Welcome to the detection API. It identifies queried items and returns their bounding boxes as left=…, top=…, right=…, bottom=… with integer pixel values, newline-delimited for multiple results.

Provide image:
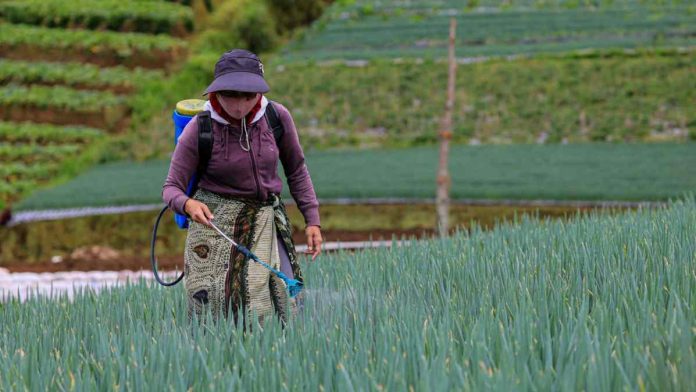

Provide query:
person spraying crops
left=162, top=49, right=323, bottom=330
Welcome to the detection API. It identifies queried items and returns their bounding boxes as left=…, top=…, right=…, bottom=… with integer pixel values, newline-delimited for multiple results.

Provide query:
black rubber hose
left=151, top=205, right=184, bottom=286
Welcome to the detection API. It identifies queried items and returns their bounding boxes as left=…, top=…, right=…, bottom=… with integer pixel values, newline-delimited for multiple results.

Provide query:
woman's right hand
left=184, top=199, right=215, bottom=226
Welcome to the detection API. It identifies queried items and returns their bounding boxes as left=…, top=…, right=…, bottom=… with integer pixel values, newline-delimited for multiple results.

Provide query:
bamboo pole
left=436, top=18, right=457, bottom=237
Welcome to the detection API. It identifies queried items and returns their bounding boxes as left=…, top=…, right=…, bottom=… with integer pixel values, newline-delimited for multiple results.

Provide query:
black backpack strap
left=197, top=111, right=214, bottom=171
left=264, top=100, right=285, bottom=144
left=191, top=111, right=214, bottom=195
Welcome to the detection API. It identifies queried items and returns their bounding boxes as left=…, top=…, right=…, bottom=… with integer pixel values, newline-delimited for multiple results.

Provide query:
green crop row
left=0, top=23, right=186, bottom=55
left=0, top=179, right=35, bottom=197
left=328, top=0, right=694, bottom=17
left=0, top=143, right=81, bottom=162
left=0, top=59, right=164, bottom=93
left=0, top=162, right=57, bottom=181
left=0, top=0, right=194, bottom=36
left=0, top=84, right=127, bottom=112
left=1, top=197, right=694, bottom=390
left=264, top=51, right=695, bottom=146
left=0, top=121, right=104, bottom=144
left=13, top=143, right=696, bottom=211
left=0, top=122, right=103, bottom=189
left=281, top=0, right=696, bottom=61
left=0, top=130, right=109, bottom=209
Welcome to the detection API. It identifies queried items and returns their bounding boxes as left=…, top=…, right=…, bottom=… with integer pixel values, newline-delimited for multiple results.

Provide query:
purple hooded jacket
left=162, top=96, right=320, bottom=228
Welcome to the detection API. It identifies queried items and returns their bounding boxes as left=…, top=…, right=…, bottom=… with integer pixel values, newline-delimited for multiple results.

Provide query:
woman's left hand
left=304, top=225, right=323, bottom=261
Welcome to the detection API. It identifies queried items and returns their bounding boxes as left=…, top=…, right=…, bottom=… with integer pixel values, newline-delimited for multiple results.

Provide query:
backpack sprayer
left=149, top=99, right=303, bottom=297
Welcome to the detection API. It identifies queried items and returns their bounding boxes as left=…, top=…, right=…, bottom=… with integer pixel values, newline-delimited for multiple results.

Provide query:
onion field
left=13, top=142, right=696, bottom=211
left=1, top=197, right=694, bottom=390
left=281, top=0, right=696, bottom=61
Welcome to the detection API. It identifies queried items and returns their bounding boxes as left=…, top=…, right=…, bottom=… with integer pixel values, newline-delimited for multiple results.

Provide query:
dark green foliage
left=267, top=0, right=333, bottom=34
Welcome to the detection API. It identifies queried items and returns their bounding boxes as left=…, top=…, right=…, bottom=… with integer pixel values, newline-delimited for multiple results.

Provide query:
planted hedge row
left=0, top=121, right=104, bottom=144
left=0, top=143, right=81, bottom=163
left=0, top=0, right=194, bottom=36
left=0, top=121, right=107, bottom=209
left=0, top=84, right=126, bottom=112
left=0, top=59, right=164, bottom=94
left=0, top=179, right=34, bottom=198
left=0, top=84, right=131, bottom=131
left=0, top=162, right=58, bottom=182
left=0, top=24, right=186, bottom=69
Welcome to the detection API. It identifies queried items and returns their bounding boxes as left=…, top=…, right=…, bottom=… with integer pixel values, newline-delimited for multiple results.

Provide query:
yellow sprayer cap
left=176, top=99, right=206, bottom=116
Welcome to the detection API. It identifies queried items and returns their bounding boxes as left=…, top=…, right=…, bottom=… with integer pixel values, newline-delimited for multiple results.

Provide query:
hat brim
left=203, top=71, right=270, bottom=95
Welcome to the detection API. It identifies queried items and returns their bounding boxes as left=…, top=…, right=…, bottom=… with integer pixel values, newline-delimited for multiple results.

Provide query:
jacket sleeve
left=162, top=115, right=199, bottom=216
left=275, top=104, right=321, bottom=228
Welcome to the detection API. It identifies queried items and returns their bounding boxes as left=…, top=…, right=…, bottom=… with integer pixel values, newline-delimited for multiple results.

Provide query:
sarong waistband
left=199, top=189, right=281, bottom=209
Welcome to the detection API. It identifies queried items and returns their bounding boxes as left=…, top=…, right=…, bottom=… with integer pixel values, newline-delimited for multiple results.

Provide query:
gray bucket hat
left=203, top=49, right=269, bottom=95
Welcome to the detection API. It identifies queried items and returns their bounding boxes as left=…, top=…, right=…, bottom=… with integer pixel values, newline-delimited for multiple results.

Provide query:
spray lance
left=150, top=99, right=303, bottom=297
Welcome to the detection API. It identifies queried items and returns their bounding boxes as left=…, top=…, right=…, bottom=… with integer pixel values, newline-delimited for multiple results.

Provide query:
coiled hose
left=150, top=206, right=184, bottom=286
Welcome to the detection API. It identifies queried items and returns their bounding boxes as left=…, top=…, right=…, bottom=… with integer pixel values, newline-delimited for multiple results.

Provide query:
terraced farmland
left=264, top=50, right=695, bottom=147
left=13, top=143, right=696, bottom=211
left=0, top=23, right=186, bottom=69
left=0, top=122, right=106, bottom=207
left=0, top=0, right=193, bottom=210
left=263, top=0, right=696, bottom=148
left=0, top=0, right=194, bottom=36
left=1, top=3, right=694, bottom=388
left=0, top=59, right=165, bottom=94
left=281, top=0, right=696, bottom=61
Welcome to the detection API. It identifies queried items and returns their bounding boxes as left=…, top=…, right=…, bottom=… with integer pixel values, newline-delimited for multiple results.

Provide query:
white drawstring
left=239, top=115, right=250, bottom=151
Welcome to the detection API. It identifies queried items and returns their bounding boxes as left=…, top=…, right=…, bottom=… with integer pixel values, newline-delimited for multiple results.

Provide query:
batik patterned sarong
left=183, top=188, right=304, bottom=330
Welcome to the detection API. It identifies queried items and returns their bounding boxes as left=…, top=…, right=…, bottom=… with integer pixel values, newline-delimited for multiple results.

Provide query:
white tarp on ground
left=0, top=240, right=410, bottom=302
left=0, top=268, right=180, bottom=302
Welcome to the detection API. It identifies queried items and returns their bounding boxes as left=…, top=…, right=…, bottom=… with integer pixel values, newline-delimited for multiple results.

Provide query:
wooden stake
left=436, top=18, right=456, bottom=237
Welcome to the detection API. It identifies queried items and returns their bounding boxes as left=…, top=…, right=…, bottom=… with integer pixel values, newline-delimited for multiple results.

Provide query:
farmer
left=162, top=49, right=322, bottom=330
